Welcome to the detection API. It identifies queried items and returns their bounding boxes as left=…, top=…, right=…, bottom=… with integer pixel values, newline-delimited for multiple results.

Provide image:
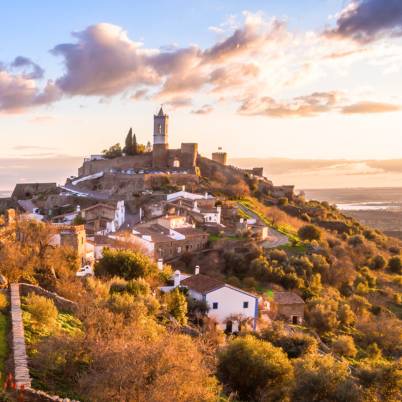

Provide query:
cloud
left=13, top=145, right=56, bottom=151
left=130, top=89, right=149, bottom=100
left=326, top=0, right=402, bottom=43
left=52, top=23, right=161, bottom=96
left=0, top=68, right=61, bottom=113
left=203, top=14, right=286, bottom=63
left=341, top=101, right=401, bottom=114
left=3, top=11, right=402, bottom=116
left=50, top=16, right=285, bottom=100
left=11, top=56, right=44, bottom=79
left=239, top=91, right=341, bottom=117
left=165, top=97, right=192, bottom=109
left=239, top=91, right=401, bottom=118
left=191, top=104, right=213, bottom=115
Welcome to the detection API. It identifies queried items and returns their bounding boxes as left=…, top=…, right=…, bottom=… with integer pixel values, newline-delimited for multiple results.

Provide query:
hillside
left=0, top=171, right=401, bottom=401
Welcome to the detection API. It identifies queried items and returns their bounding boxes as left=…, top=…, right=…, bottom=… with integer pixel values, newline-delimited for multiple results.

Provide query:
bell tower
left=153, top=106, right=168, bottom=146
left=152, top=106, right=169, bottom=168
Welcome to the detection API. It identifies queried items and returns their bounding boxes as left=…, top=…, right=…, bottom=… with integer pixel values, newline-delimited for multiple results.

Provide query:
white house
left=166, top=187, right=215, bottom=203
left=172, top=269, right=258, bottom=333
left=192, top=201, right=222, bottom=224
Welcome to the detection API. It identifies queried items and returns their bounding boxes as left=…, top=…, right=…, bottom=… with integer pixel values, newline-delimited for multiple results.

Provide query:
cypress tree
left=132, top=133, right=138, bottom=155
left=124, top=128, right=133, bottom=155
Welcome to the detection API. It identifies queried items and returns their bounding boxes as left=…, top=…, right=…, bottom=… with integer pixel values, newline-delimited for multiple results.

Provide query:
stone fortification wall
left=78, top=154, right=153, bottom=176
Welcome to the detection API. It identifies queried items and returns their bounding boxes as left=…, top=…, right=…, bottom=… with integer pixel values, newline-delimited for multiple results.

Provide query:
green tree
left=298, top=224, right=321, bottom=241
left=124, top=128, right=133, bottom=155
left=164, top=288, right=188, bottom=325
left=217, top=335, right=293, bottom=401
left=132, top=133, right=138, bottom=155
left=102, top=143, right=122, bottom=159
left=95, top=248, right=158, bottom=280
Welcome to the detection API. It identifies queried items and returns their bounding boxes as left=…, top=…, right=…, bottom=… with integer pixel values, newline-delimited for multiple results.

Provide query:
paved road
left=237, top=202, right=289, bottom=248
left=61, top=183, right=110, bottom=201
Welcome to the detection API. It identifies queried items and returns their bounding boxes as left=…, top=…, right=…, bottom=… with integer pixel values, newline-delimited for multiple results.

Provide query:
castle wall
left=212, top=152, right=227, bottom=165
left=152, top=144, right=169, bottom=168
left=180, top=143, right=198, bottom=168
left=78, top=154, right=152, bottom=176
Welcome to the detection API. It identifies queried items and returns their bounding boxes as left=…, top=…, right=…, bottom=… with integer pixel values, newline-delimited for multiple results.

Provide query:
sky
left=1, top=0, right=402, bottom=191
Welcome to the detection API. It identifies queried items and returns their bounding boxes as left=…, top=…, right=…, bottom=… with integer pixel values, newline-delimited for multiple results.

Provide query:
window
left=212, top=302, right=218, bottom=309
left=243, top=301, right=249, bottom=308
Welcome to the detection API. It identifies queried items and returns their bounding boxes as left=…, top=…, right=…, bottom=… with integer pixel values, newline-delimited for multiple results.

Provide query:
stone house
left=81, top=201, right=125, bottom=235
left=131, top=223, right=208, bottom=260
left=270, top=292, right=305, bottom=324
left=51, top=224, right=87, bottom=264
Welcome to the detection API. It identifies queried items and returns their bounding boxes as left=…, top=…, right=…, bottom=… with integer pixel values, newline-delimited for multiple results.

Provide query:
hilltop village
left=0, top=108, right=401, bottom=401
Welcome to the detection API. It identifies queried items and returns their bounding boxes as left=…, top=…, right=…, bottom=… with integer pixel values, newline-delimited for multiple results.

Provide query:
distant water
left=337, top=202, right=402, bottom=211
left=304, top=187, right=402, bottom=212
left=0, top=191, right=11, bottom=198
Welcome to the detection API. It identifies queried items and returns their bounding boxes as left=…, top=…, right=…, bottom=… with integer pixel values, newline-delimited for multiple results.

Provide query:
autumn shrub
left=217, top=335, right=293, bottom=401
left=388, top=256, right=402, bottom=274
left=332, top=335, right=357, bottom=358
left=292, top=354, right=360, bottom=402
left=298, top=224, right=321, bottom=241
left=0, top=293, right=8, bottom=311
left=369, top=255, right=386, bottom=270
left=25, top=293, right=58, bottom=329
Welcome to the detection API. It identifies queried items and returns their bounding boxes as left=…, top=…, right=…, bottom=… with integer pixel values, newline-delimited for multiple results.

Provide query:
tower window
left=158, top=124, right=162, bottom=134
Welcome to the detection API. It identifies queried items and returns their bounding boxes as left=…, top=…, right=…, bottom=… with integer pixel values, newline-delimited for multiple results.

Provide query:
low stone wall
left=19, top=283, right=77, bottom=312
left=10, top=283, right=80, bottom=401
left=10, top=283, right=31, bottom=388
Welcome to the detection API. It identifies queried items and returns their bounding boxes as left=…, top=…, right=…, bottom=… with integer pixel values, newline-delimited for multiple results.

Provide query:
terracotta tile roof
left=274, top=292, right=305, bottom=305
left=180, top=274, right=225, bottom=294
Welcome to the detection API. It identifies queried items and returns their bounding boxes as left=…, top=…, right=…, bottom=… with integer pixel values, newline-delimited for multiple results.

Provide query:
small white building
left=166, top=188, right=215, bottom=203
left=172, top=269, right=258, bottom=333
left=192, top=201, right=222, bottom=224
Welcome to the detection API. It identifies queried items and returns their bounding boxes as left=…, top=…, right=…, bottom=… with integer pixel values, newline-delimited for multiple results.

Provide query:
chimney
left=194, top=265, right=200, bottom=275
left=174, top=270, right=181, bottom=287
left=157, top=259, right=163, bottom=271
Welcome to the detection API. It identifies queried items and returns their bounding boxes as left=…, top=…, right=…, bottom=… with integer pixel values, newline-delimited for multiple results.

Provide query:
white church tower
left=153, top=106, right=169, bottom=146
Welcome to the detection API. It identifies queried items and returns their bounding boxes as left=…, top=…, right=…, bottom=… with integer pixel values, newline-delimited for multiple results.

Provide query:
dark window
left=212, top=302, right=218, bottom=309
left=243, top=301, right=249, bottom=308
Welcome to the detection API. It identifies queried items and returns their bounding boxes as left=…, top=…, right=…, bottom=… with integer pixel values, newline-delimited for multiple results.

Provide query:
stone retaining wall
left=19, top=283, right=77, bottom=312
left=10, top=283, right=80, bottom=401
left=10, top=283, right=31, bottom=388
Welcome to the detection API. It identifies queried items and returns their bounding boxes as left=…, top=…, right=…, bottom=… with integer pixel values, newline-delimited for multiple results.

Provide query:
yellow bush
left=25, top=293, right=58, bottom=329
left=0, top=293, right=8, bottom=310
